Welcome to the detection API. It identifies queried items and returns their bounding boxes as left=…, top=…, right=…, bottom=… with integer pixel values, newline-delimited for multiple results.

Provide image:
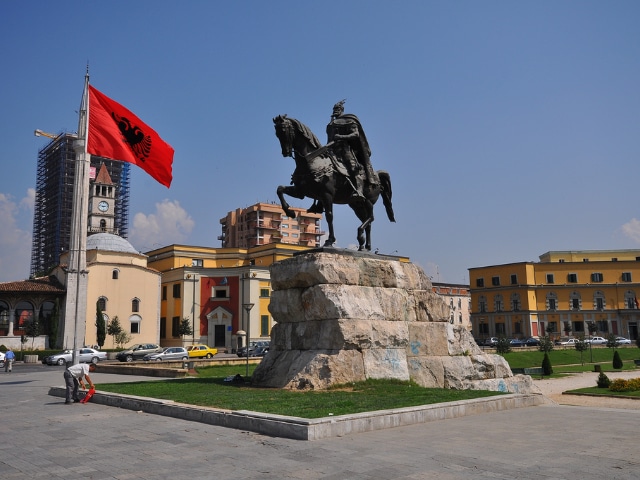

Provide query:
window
left=261, top=315, right=270, bottom=336
left=130, top=315, right=141, bottom=334
left=547, top=322, right=557, bottom=333
left=160, top=317, right=166, bottom=339
left=171, top=316, right=180, bottom=338
left=591, top=273, right=604, bottom=283
left=214, top=287, right=229, bottom=299
left=549, top=298, right=556, bottom=310
left=546, top=292, right=557, bottom=311
left=510, top=274, right=517, bottom=285
left=594, top=291, right=605, bottom=310
left=476, top=278, right=484, bottom=287
left=546, top=274, right=555, bottom=284
left=162, top=286, right=167, bottom=301
left=112, top=269, right=119, bottom=280
left=494, top=294, right=504, bottom=312
left=479, top=296, right=487, bottom=313
left=622, top=272, right=632, bottom=282
left=597, top=320, right=608, bottom=333
left=595, top=297, right=604, bottom=310
left=192, top=259, right=203, bottom=267
left=491, top=276, right=500, bottom=286
left=173, top=284, right=181, bottom=298
left=260, top=288, right=270, bottom=298
left=98, top=297, right=107, bottom=311
left=567, top=273, right=577, bottom=283
left=511, top=293, right=521, bottom=312
left=132, top=298, right=140, bottom=313
left=573, top=321, right=584, bottom=332
left=495, top=323, right=506, bottom=335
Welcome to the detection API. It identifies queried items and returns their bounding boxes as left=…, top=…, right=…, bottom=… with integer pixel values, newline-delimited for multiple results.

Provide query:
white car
left=44, top=348, right=107, bottom=366
left=0, top=351, right=5, bottom=366
left=616, top=337, right=632, bottom=345
left=559, top=338, right=578, bottom=346
left=584, top=336, right=607, bottom=345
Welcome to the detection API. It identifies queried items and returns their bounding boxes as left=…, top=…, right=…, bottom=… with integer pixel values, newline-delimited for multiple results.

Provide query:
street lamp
left=242, top=303, right=254, bottom=379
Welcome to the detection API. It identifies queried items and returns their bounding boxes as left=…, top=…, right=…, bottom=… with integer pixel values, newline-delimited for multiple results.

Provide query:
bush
left=608, top=378, right=640, bottom=392
left=495, top=336, right=511, bottom=355
left=596, top=371, right=610, bottom=388
left=612, top=350, right=623, bottom=369
left=541, top=352, right=553, bottom=376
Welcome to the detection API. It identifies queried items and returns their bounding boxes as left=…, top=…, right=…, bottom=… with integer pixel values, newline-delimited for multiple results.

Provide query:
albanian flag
left=88, top=85, right=174, bottom=187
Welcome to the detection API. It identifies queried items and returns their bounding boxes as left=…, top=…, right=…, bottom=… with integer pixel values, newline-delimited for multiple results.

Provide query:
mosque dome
left=86, top=233, right=139, bottom=254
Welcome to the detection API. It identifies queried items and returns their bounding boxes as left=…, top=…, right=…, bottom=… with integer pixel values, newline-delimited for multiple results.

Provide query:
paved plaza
left=1, top=363, right=639, bottom=479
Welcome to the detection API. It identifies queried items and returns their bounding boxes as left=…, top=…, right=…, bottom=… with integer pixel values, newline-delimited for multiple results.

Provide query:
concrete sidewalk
left=2, top=364, right=639, bottom=479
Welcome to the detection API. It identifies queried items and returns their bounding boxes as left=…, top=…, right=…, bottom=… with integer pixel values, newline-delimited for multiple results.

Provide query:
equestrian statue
left=273, top=100, right=395, bottom=251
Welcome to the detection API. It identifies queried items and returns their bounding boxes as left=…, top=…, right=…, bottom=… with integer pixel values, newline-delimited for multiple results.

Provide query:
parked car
left=237, top=341, right=270, bottom=357
left=584, top=336, right=607, bottom=345
left=143, top=347, right=189, bottom=361
left=509, top=338, right=525, bottom=347
left=116, top=344, right=163, bottom=362
left=251, top=345, right=270, bottom=357
left=0, top=351, right=5, bottom=367
left=616, top=337, right=632, bottom=345
left=524, top=337, right=540, bottom=347
left=558, top=338, right=578, bottom=346
left=481, top=337, right=498, bottom=347
left=187, top=344, right=218, bottom=358
left=45, top=348, right=107, bottom=366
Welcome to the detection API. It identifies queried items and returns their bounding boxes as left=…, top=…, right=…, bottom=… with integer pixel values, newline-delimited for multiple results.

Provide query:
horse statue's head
left=273, top=114, right=294, bottom=158
left=273, top=115, right=322, bottom=159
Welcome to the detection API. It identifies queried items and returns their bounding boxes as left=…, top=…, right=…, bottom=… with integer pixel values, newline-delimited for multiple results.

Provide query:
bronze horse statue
left=273, top=114, right=395, bottom=251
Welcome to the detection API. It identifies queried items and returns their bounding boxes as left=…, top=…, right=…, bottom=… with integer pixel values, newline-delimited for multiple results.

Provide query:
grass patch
left=565, top=386, right=640, bottom=398
left=96, top=364, right=503, bottom=419
left=503, top=346, right=639, bottom=371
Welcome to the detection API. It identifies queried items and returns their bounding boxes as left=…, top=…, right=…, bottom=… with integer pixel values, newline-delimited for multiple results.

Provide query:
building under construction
left=30, top=133, right=130, bottom=277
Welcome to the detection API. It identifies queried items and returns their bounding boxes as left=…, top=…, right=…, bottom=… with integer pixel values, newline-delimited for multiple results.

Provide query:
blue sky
left=1, top=1, right=640, bottom=284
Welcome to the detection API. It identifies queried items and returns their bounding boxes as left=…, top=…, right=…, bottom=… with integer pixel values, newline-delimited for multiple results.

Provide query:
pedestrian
left=63, top=363, right=96, bottom=404
left=4, top=348, right=15, bottom=372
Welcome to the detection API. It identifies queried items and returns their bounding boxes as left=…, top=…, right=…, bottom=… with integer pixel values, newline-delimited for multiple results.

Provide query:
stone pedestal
left=252, top=249, right=538, bottom=394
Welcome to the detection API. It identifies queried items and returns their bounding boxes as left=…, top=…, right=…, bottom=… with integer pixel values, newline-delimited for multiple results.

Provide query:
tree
left=107, top=316, right=123, bottom=348
left=95, top=301, right=106, bottom=349
left=574, top=335, right=588, bottom=365
left=115, top=331, right=131, bottom=348
left=563, top=321, right=572, bottom=337
left=606, top=333, right=619, bottom=349
left=538, top=335, right=554, bottom=353
left=613, top=350, right=623, bottom=369
left=23, top=316, right=40, bottom=350
left=49, top=299, right=60, bottom=350
left=587, top=321, right=597, bottom=336
left=541, top=352, right=553, bottom=376
left=178, top=317, right=193, bottom=340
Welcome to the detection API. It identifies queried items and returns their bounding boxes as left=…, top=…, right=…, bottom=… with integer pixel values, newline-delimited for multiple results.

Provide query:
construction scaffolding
left=30, top=133, right=130, bottom=277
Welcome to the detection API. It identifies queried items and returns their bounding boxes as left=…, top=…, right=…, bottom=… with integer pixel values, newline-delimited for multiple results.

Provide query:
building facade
left=469, top=249, right=640, bottom=343
left=30, top=133, right=130, bottom=277
left=146, top=243, right=313, bottom=352
left=219, top=202, right=324, bottom=249
left=432, top=282, right=471, bottom=330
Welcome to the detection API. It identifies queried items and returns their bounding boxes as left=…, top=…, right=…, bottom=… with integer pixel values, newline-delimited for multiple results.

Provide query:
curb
left=48, top=387, right=548, bottom=441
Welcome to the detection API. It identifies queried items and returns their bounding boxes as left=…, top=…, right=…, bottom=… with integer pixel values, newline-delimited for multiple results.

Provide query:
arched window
left=0, top=301, right=9, bottom=334
left=129, top=314, right=142, bottom=334
left=546, top=292, right=558, bottom=311
left=511, top=293, right=521, bottom=311
left=98, top=297, right=107, bottom=311
left=112, top=269, right=119, bottom=280
left=14, top=301, right=34, bottom=334
left=624, top=290, right=637, bottom=309
left=100, top=219, right=107, bottom=231
left=569, top=291, right=581, bottom=311
left=494, top=294, right=504, bottom=312
left=132, top=298, right=140, bottom=313
left=593, top=290, right=605, bottom=311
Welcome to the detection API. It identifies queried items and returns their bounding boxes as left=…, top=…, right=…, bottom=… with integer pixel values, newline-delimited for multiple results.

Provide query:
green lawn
left=566, top=387, right=640, bottom=398
left=503, top=346, right=639, bottom=373
left=96, top=364, right=503, bottom=419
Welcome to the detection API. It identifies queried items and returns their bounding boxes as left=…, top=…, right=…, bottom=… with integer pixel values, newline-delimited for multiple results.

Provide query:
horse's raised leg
left=277, top=185, right=301, bottom=219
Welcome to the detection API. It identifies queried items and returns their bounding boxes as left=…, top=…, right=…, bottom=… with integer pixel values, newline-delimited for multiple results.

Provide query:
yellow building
left=146, top=243, right=312, bottom=352
left=469, top=250, right=640, bottom=342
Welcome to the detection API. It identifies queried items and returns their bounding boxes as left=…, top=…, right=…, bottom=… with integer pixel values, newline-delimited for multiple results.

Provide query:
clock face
left=98, top=201, right=109, bottom=212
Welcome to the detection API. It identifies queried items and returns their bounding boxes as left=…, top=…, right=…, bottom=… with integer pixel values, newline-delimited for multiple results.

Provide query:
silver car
left=143, top=347, right=189, bottom=361
left=45, top=348, right=107, bottom=366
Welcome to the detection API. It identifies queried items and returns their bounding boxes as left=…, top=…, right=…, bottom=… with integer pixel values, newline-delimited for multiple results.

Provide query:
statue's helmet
left=332, top=99, right=346, bottom=117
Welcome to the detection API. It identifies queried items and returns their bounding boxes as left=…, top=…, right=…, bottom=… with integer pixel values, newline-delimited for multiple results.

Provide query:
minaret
left=88, top=163, right=117, bottom=235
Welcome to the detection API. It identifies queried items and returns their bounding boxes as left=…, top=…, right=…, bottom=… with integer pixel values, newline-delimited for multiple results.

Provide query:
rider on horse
left=308, top=100, right=379, bottom=214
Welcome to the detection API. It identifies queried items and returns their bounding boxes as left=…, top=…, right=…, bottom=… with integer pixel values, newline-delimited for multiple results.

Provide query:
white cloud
left=129, top=199, right=195, bottom=251
left=0, top=192, right=33, bottom=281
left=621, top=218, right=640, bottom=243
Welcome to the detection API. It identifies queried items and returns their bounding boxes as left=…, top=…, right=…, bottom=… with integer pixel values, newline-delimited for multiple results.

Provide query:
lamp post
left=242, top=303, right=254, bottom=379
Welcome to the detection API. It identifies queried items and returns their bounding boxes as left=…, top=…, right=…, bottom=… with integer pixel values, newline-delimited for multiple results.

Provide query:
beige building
left=432, top=282, right=471, bottom=330
left=54, top=233, right=161, bottom=349
left=219, top=202, right=324, bottom=248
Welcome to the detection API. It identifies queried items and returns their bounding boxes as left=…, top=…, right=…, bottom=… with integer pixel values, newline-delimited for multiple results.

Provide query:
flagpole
left=65, top=69, right=91, bottom=365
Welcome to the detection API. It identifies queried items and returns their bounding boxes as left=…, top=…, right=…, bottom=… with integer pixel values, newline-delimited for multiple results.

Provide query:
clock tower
left=89, top=163, right=117, bottom=235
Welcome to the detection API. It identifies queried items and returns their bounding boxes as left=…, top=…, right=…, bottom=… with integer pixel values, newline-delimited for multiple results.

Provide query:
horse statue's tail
left=377, top=170, right=396, bottom=223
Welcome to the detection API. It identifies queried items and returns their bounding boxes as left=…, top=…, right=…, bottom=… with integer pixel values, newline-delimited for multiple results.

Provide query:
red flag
left=88, top=85, right=174, bottom=187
